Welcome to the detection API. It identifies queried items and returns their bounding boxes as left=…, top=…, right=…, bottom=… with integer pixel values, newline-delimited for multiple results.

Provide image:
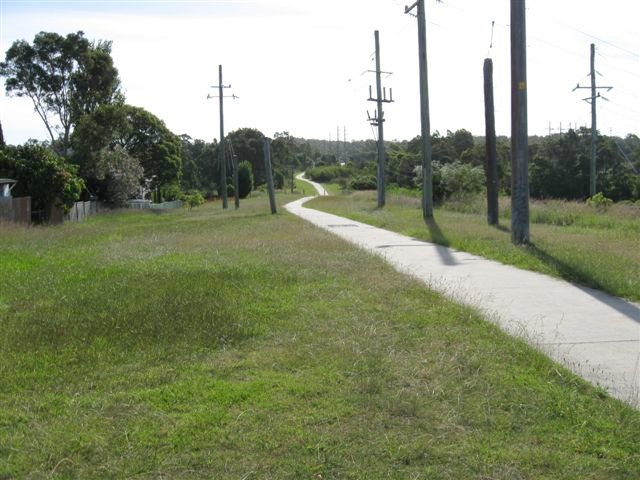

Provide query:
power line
left=528, top=9, right=639, bottom=59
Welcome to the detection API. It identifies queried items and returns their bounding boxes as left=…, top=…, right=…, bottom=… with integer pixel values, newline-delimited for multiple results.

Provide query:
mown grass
left=1, top=194, right=639, bottom=478
left=306, top=191, right=640, bottom=302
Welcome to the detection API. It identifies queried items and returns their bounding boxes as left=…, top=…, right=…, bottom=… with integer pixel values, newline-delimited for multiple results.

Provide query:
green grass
left=321, top=182, right=344, bottom=195
left=295, top=175, right=340, bottom=196
left=306, top=191, right=640, bottom=302
left=1, top=195, right=639, bottom=478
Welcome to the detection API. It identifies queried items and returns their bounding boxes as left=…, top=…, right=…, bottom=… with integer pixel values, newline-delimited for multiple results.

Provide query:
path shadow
left=528, top=243, right=640, bottom=323
left=424, top=217, right=458, bottom=266
left=492, top=223, right=510, bottom=233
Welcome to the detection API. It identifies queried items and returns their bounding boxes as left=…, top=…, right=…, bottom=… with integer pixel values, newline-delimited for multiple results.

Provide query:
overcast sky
left=0, top=0, right=638, bottom=145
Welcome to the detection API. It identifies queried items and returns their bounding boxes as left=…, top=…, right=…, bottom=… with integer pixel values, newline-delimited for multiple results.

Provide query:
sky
left=0, top=0, right=638, bottom=146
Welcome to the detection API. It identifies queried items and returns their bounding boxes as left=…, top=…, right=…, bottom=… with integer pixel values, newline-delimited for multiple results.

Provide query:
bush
left=0, top=143, right=84, bottom=213
left=160, top=183, right=183, bottom=202
left=238, top=161, right=253, bottom=199
left=93, top=146, right=143, bottom=207
left=306, top=165, right=351, bottom=183
left=440, top=161, right=484, bottom=200
left=185, top=191, right=205, bottom=209
left=350, top=175, right=377, bottom=191
left=586, top=192, right=613, bottom=211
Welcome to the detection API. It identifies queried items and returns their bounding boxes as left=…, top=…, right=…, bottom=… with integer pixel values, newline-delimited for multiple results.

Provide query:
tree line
left=1, top=31, right=638, bottom=221
left=306, top=128, right=640, bottom=203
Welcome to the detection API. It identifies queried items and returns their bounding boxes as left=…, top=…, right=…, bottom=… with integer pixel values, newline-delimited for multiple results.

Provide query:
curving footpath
left=287, top=175, right=640, bottom=408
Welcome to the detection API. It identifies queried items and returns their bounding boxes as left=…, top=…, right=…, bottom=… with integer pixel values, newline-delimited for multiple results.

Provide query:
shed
left=0, top=178, right=17, bottom=198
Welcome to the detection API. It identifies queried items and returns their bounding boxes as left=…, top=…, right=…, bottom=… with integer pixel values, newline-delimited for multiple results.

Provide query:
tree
left=186, top=191, right=205, bottom=209
left=92, top=146, right=144, bottom=207
left=226, top=128, right=265, bottom=185
left=0, top=143, right=83, bottom=214
left=0, top=31, right=121, bottom=151
left=449, top=128, right=475, bottom=156
left=71, top=103, right=182, bottom=192
left=237, top=160, right=253, bottom=199
left=271, top=131, right=297, bottom=167
left=180, top=135, right=217, bottom=198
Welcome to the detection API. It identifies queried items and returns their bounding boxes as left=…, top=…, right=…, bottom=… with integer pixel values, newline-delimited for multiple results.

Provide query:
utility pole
left=367, top=30, right=394, bottom=208
left=336, top=126, right=340, bottom=160
left=207, top=65, right=238, bottom=210
left=227, top=139, right=240, bottom=210
left=405, top=0, right=434, bottom=219
left=343, top=126, right=347, bottom=160
left=547, top=121, right=555, bottom=136
left=263, top=138, right=277, bottom=214
left=483, top=58, right=499, bottom=226
left=573, top=43, right=613, bottom=197
left=510, top=0, right=530, bottom=245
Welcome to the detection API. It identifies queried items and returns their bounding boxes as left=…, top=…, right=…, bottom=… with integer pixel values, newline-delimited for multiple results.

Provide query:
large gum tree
left=0, top=31, right=121, bottom=152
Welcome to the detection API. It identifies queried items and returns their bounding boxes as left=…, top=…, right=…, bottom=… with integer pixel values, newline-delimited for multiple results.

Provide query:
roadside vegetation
left=1, top=195, right=639, bottom=478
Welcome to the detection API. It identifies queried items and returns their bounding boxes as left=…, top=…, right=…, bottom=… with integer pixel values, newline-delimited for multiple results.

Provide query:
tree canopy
left=71, top=103, right=182, bottom=192
left=0, top=31, right=121, bottom=151
left=0, top=143, right=84, bottom=213
left=226, top=128, right=265, bottom=186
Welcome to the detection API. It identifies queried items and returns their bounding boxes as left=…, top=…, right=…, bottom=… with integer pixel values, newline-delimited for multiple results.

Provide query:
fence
left=64, top=201, right=102, bottom=223
left=151, top=200, right=183, bottom=210
left=0, top=196, right=31, bottom=224
left=126, top=199, right=183, bottom=210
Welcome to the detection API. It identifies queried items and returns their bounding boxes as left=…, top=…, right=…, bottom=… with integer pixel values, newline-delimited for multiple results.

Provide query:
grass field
left=1, top=193, right=639, bottom=478
left=306, top=191, right=640, bottom=303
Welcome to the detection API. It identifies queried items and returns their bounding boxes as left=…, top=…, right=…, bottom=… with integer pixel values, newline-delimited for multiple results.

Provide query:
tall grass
left=1, top=196, right=639, bottom=478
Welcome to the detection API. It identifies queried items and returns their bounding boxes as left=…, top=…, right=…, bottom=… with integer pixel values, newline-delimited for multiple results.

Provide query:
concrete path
left=286, top=179, right=640, bottom=408
left=295, top=173, right=328, bottom=197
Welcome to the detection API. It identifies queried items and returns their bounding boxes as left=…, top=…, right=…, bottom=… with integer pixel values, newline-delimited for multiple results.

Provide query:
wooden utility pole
left=510, top=0, right=530, bottom=245
left=374, top=30, right=385, bottom=208
left=263, top=138, right=277, bottom=214
left=573, top=44, right=613, bottom=197
left=229, top=140, right=240, bottom=210
left=207, top=65, right=237, bottom=210
left=218, top=65, right=228, bottom=209
left=406, top=0, right=434, bottom=219
left=483, top=58, right=499, bottom=226
left=589, top=43, right=597, bottom=197
left=367, top=30, right=394, bottom=208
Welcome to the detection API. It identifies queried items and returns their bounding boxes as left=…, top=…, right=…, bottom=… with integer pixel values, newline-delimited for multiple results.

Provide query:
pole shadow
left=527, top=243, right=640, bottom=323
left=424, top=217, right=458, bottom=266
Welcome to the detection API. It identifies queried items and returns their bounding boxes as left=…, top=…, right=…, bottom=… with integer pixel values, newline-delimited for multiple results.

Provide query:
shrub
left=238, top=161, right=253, bottom=199
left=185, top=191, right=205, bottom=209
left=440, top=161, right=484, bottom=200
left=350, top=175, right=377, bottom=191
left=0, top=143, right=84, bottom=213
left=306, top=165, right=351, bottom=183
left=586, top=192, right=613, bottom=211
left=93, top=146, right=143, bottom=207
left=160, top=183, right=183, bottom=202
